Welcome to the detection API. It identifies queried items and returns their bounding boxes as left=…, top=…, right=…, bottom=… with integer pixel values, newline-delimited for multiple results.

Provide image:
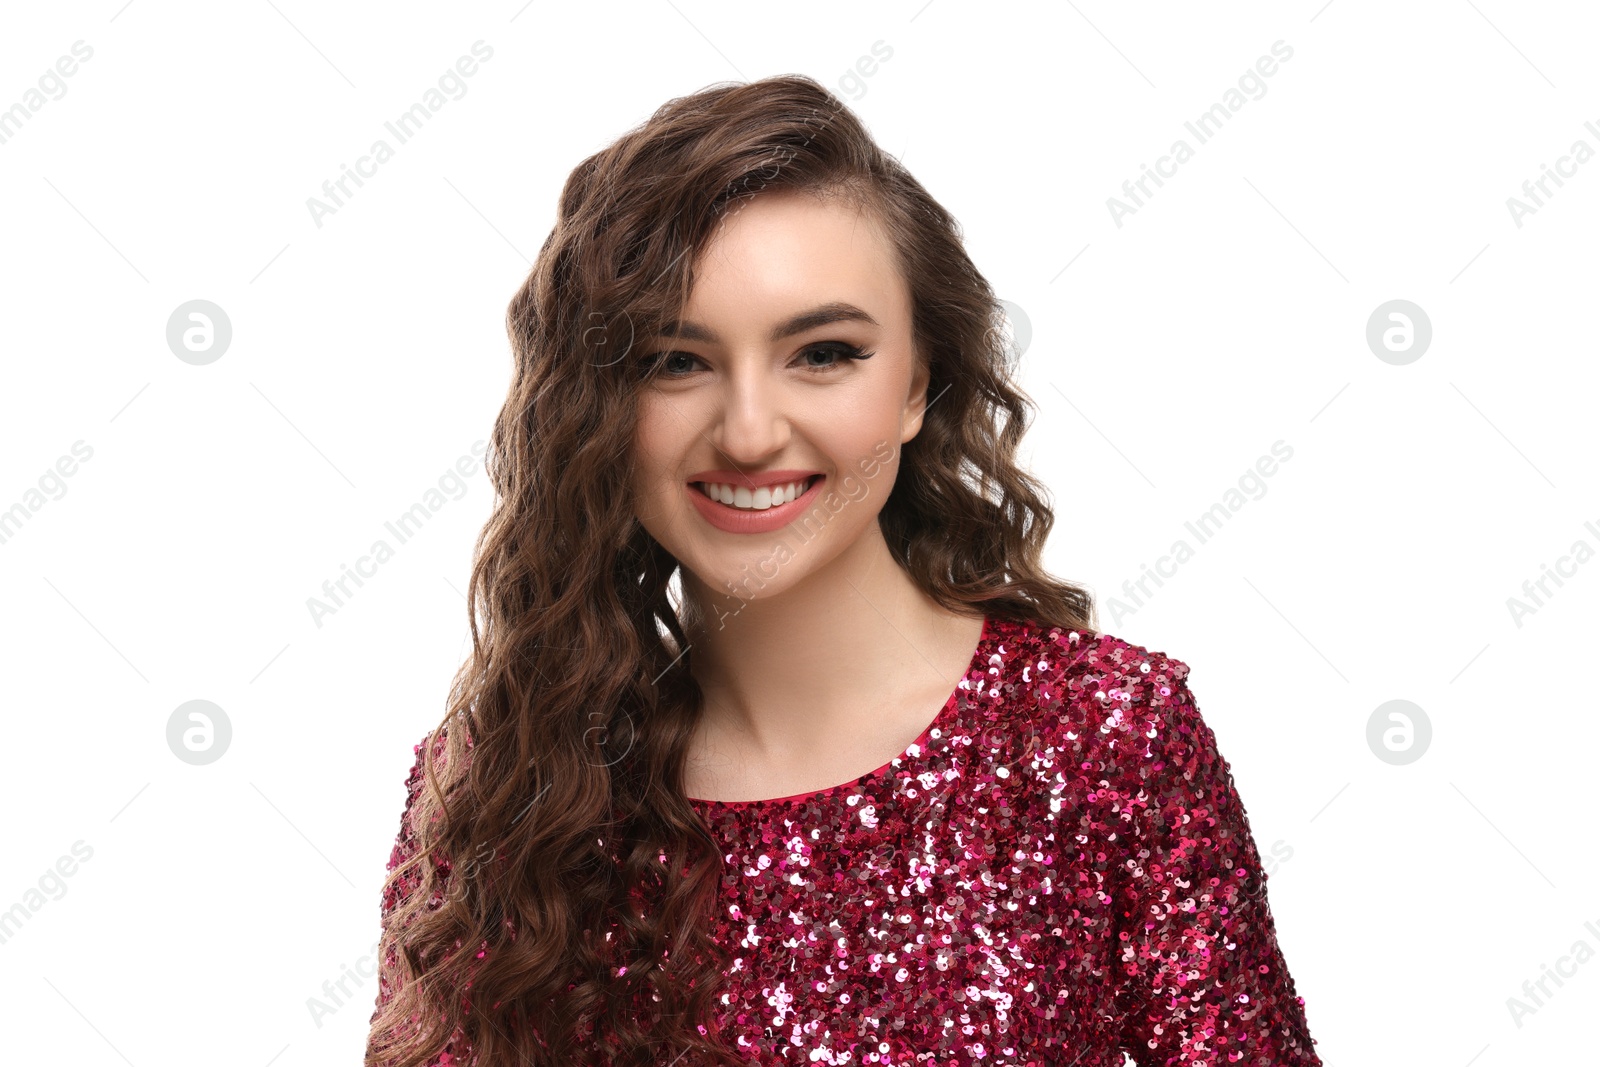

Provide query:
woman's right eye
left=643, top=351, right=701, bottom=377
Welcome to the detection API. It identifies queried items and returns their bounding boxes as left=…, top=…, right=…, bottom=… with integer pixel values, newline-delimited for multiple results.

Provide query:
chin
left=688, top=551, right=801, bottom=598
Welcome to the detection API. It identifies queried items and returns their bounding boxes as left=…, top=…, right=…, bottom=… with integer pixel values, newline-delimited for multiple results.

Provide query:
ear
left=901, top=353, right=931, bottom=444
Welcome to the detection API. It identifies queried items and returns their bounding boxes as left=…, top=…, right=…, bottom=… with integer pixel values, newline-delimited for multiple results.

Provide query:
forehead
left=681, top=190, right=906, bottom=328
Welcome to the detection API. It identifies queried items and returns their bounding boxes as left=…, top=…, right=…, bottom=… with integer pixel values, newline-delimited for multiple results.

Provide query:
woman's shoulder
left=977, top=613, right=1204, bottom=761
left=387, top=718, right=476, bottom=864
left=398, top=715, right=476, bottom=782
left=972, top=614, right=1243, bottom=837
left=983, top=612, right=1193, bottom=695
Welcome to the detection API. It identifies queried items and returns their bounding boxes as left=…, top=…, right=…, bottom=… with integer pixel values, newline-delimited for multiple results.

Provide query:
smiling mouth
left=692, top=474, right=822, bottom=511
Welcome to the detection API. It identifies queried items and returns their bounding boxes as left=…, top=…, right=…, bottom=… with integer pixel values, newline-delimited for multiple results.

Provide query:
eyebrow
left=657, top=301, right=880, bottom=344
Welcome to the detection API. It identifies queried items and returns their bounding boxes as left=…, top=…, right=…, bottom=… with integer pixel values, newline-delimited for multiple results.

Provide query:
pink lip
left=686, top=468, right=821, bottom=489
left=687, top=474, right=825, bottom=535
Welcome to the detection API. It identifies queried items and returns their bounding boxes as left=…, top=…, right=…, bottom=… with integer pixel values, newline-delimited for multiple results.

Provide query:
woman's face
left=629, top=189, right=929, bottom=618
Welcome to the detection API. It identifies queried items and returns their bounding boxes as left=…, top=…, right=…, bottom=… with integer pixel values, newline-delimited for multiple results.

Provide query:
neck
left=679, top=524, right=979, bottom=758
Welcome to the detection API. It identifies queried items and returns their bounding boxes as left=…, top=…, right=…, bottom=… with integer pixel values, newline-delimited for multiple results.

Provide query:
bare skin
left=629, top=188, right=985, bottom=803
left=682, top=598, right=985, bottom=803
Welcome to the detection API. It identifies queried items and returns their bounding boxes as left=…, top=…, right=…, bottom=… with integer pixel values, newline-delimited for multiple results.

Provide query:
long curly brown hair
left=366, top=73, right=1097, bottom=1067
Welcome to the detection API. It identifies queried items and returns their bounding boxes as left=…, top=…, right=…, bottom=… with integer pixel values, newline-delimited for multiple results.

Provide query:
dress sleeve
left=369, top=734, right=475, bottom=1067
left=1111, top=657, right=1322, bottom=1066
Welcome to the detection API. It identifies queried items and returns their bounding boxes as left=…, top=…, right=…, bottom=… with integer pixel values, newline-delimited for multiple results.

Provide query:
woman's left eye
left=798, top=342, right=874, bottom=372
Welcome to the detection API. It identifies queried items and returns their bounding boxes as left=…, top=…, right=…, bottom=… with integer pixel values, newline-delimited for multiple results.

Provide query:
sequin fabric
left=375, top=614, right=1322, bottom=1066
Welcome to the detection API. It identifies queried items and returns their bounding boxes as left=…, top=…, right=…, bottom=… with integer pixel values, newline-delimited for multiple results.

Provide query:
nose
left=711, top=365, right=791, bottom=468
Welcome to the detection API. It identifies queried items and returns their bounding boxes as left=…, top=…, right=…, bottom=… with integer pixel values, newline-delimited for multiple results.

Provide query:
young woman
left=366, top=75, right=1322, bottom=1067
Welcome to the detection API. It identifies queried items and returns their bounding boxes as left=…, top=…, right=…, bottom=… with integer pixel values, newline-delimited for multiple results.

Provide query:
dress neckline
left=686, top=614, right=993, bottom=809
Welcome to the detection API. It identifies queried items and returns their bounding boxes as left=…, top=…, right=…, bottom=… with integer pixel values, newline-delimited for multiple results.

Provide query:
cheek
left=630, top=399, right=697, bottom=528
left=833, top=400, right=903, bottom=462
left=834, top=364, right=916, bottom=432
left=631, top=403, right=674, bottom=482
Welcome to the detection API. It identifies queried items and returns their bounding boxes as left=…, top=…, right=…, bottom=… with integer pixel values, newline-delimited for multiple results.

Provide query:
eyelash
left=643, top=342, right=876, bottom=379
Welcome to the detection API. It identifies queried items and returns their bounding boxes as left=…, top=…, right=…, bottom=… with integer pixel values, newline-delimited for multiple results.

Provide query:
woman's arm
left=1111, top=656, right=1323, bottom=1065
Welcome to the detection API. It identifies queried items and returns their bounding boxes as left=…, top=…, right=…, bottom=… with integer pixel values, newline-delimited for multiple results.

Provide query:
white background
left=2, top=1, right=1596, bottom=1063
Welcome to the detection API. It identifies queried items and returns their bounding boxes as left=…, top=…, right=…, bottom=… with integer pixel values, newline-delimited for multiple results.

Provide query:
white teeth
left=696, top=476, right=817, bottom=511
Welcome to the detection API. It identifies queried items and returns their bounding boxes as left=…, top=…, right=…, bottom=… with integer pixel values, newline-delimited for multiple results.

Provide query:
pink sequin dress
left=375, top=614, right=1323, bottom=1066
